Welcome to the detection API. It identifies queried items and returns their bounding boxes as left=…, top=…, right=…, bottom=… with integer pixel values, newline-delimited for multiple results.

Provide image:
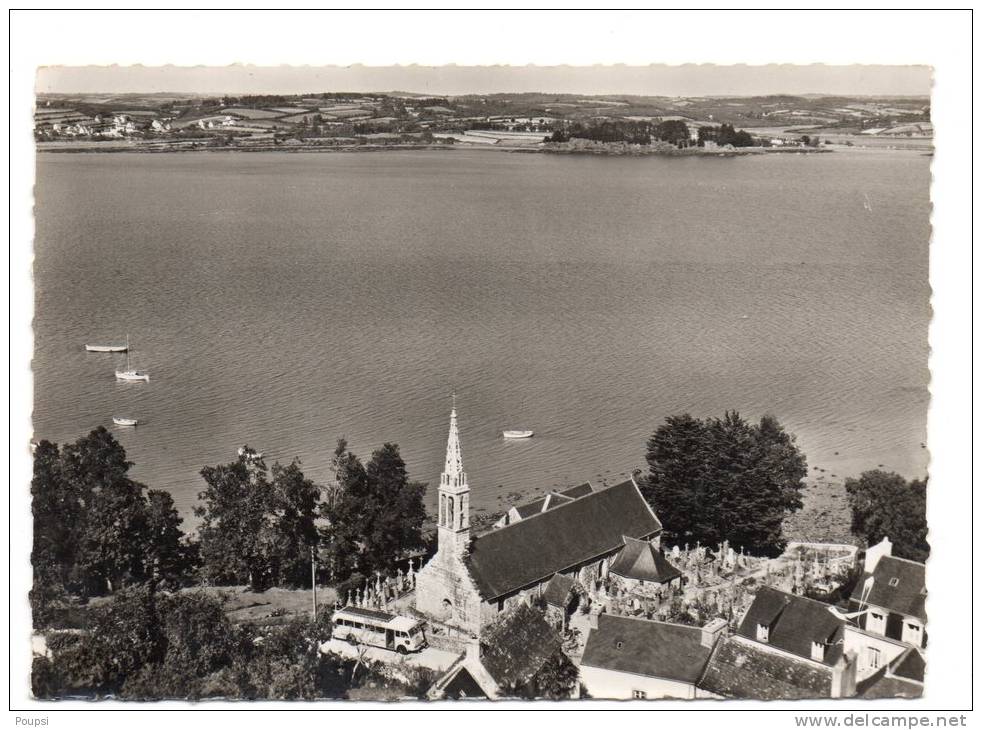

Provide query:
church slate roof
left=512, top=483, right=594, bottom=519
left=697, top=635, right=832, bottom=699
left=609, top=536, right=682, bottom=584
left=581, top=614, right=714, bottom=685
left=466, top=479, right=662, bottom=600
left=514, top=492, right=573, bottom=519
left=850, top=556, right=926, bottom=621
left=736, top=587, right=845, bottom=666
left=559, top=482, right=595, bottom=499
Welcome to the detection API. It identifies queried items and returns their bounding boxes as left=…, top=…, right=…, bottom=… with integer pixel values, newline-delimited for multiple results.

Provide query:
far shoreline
left=35, top=140, right=841, bottom=157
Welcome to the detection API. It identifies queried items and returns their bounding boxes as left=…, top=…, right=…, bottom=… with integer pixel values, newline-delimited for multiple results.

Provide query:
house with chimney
left=579, top=614, right=726, bottom=699
left=842, top=537, right=927, bottom=684
left=697, top=587, right=858, bottom=699
left=414, top=406, right=664, bottom=636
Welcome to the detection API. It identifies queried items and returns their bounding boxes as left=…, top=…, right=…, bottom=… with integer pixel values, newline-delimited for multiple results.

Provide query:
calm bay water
left=33, top=149, right=931, bottom=524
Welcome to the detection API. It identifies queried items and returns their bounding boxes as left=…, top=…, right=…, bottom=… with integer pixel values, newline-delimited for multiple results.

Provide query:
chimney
left=811, top=641, right=827, bottom=663
left=831, top=650, right=858, bottom=698
left=864, top=537, right=893, bottom=574
left=588, top=608, right=601, bottom=631
left=701, top=618, right=727, bottom=648
left=465, top=635, right=482, bottom=663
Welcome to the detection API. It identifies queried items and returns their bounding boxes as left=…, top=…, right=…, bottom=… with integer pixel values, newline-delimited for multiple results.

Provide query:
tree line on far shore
left=547, top=119, right=767, bottom=148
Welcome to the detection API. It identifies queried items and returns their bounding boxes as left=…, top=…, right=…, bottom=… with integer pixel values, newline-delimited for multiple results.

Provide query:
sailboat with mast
left=115, top=335, right=149, bottom=382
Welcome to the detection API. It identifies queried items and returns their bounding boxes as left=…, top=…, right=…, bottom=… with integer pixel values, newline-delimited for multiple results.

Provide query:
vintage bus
left=332, top=606, right=428, bottom=654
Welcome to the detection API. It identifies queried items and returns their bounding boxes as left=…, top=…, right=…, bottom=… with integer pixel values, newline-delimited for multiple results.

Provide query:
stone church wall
left=415, top=548, right=483, bottom=636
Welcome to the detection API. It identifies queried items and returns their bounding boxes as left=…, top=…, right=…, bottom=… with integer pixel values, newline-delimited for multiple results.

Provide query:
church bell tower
left=437, top=400, right=470, bottom=558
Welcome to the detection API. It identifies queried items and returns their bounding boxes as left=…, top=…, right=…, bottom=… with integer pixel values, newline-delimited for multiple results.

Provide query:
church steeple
left=437, top=399, right=470, bottom=557
left=442, top=402, right=467, bottom=491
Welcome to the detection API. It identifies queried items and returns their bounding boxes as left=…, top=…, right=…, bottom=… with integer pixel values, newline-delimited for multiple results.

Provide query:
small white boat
left=114, top=335, right=150, bottom=382
left=115, top=370, right=150, bottom=383
left=112, top=416, right=138, bottom=426
left=503, top=429, right=534, bottom=439
left=86, top=343, right=128, bottom=353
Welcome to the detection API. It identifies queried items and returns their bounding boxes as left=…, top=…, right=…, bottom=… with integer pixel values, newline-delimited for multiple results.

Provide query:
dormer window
left=867, top=610, right=886, bottom=636
left=756, top=624, right=770, bottom=643
left=810, top=641, right=826, bottom=662
left=903, top=621, right=923, bottom=646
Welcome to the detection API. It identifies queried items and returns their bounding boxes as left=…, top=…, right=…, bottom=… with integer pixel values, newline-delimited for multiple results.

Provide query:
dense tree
left=78, top=475, right=153, bottom=594
left=653, top=119, right=691, bottom=146
left=195, top=450, right=275, bottom=589
left=33, top=587, right=353, bottom=700
left=643, top=411, right=807, bottom=555
left=31, top=428, right=193, bottom=612
left=196, top=448, right=321, bottom=590
left=323, top=439, right=427, bottom=580
left=698, top=123, right=757, bottom=147
left=145, top=490, right=196, bottom=588
left=268, top=460, right=321, bottom=586
left=31, top=440, right=83, bottom=590
left=526, top=651, right=580, bottom=699
left=844, top=470, right=929, bottom=562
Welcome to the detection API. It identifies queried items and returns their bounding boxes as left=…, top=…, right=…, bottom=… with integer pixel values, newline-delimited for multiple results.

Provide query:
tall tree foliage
left=195, top=448, right=321, bottom=590
left=31, top=428, right=192, bottom=609
left=323, top=439, right=427, bottom=580
left=844, top=470, right=929, bottom=562
left=643, top=412, right=807, bottom=555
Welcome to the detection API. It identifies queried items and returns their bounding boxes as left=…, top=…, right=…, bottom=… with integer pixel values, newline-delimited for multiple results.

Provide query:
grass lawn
left=180, top=585, right=339, bottom=625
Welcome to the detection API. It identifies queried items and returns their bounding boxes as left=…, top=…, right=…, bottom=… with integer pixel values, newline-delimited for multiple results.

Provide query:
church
left=414, top=406, right=666, bottom=636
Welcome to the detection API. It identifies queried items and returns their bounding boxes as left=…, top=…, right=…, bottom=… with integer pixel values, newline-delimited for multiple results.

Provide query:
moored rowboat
left=113, top=416, right=138, bottom=426
left=503, top=429, right=534, bottom=439
left=86, top=344, right=128, bottom=353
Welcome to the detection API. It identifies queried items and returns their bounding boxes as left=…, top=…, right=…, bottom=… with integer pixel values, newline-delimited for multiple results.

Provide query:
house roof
left=737, top=587, right=845, bottom=666
left=890, top=647, right=926, bottom=683
left=856, top=651, right=925, bottom=700
left=850, top=556, right=926, bottom=621
left=581, top=614, right=714, bottom=685
left=441, top=666, right=491, bottom=699
left=609, top=536, right=682, bottom=584
left=698, top=636, right=832, bottom=700
left=480, top=604, right=563, bottom=689
left=467, top=479, right=662, bottom=599
left=542, top=573, right=576, bottom=608
left=856, top=673, right=923, bottom=699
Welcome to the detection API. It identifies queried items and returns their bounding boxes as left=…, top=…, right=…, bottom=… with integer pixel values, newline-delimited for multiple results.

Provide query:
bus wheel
left=396, top=645, right=407, bottom=655
left=346, top=634, right=357, bottom=645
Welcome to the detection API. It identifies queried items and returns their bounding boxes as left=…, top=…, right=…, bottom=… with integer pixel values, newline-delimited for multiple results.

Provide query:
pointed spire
left=442, top=399, right=467, bottom=490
